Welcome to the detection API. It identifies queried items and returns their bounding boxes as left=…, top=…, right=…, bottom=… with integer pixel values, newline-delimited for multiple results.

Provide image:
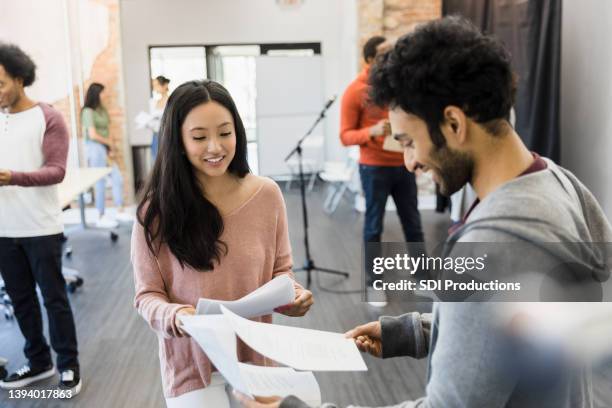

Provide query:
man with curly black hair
left=0, top=43, right=81, bottom=396
left=236, top=16, right=611, bottom=408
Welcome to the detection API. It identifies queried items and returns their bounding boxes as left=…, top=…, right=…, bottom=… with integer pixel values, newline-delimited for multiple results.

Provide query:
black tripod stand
left=285, top=96, right=350, bottom=288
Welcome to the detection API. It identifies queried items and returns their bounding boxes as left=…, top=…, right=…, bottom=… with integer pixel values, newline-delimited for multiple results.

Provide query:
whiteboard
left=256, top=56, right=325, bottom=176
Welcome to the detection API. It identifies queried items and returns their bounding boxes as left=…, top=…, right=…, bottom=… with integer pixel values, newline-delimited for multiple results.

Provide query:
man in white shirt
left=0, top=43, right=81, bottom=397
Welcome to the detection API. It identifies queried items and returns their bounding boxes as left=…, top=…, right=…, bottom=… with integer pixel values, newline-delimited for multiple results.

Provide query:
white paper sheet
left=238, top=363, right=321, bottom=407
left=196, top=274, right=295, bottom=318
left=180, top=315, right=321, bottom=405
left=134, top=111, right=154, bottom=129
left=180, top=315, right=250, bottom=396
left=220, top=305, right=367, bottom=372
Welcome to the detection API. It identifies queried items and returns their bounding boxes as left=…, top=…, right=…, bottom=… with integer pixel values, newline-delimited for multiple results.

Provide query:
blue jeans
left=360, top=164, right=424, bottom=242
left=86, top=141, right=123, bottom=215
left=151, top=132, right=159, bottom=162
left=0, top=235, right=79, bottom=371
left=360, top=165, right=425, bottom=284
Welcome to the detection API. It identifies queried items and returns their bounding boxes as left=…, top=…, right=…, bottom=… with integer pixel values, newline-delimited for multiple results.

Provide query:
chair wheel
left=75, top=277, right=84, bottom=287
left=65, top=248, right=73, bottom=259
left=110, top=232, right=118, bottom=243
left=67, top=283, right=77, bottom=293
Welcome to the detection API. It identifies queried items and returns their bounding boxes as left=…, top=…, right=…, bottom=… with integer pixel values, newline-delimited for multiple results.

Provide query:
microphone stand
left=285, top=97, right=350, bottom=288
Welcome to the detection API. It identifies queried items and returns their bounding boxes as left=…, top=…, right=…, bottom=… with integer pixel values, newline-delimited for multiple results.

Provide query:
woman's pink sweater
left=131, top=178, right=299, bottom=397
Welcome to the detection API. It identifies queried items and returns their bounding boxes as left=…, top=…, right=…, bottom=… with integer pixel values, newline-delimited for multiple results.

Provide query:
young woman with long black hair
left=131, top=80, right=313, bottom=407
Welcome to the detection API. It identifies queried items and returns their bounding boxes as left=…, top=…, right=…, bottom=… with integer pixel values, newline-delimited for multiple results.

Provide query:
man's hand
left=174, top=306, right=196, bottom=337
left=369, top=119, right=390, bottom=139
left=0, top=169, right=12, bottom=186
left=345, top=321, right=383, bottom=358
left=234, top=391, right=282, bottom=408
left=275, top=287, right=313, bottom=317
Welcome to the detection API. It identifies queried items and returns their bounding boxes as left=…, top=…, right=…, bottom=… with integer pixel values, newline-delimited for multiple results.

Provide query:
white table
left=58, top=167, right=113, bottom=292
left=58, top=167, right=111, bottom=227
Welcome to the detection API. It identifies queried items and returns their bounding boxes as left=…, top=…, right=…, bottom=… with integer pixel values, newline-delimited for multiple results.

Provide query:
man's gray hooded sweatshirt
left=280, top=158, right=612, bottom=408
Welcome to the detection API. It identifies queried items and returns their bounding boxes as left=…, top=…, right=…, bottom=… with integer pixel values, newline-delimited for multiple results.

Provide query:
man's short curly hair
left=369, top=16, right=516, bottom=145
left=363, top=35, right=386, bottom=62
left=0, top=43, right=36, bottom=87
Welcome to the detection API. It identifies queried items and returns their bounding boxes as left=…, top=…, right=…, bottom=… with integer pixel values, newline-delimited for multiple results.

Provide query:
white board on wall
left=256, top=55, right=325, bottom=176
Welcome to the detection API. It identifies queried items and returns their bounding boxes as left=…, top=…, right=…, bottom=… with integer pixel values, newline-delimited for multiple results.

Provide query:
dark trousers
left=0, top=234, right=79, bottom=371
left=360, top=164, right=425, bottom=284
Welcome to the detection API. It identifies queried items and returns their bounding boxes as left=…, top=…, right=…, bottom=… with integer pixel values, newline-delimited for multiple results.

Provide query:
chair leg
left=308, top=171, right=317, bottom=192
left=323, top=184, right=337, bottom=213
left=285, top=164, right=294, bottom=191
left=329, top=183, right=349, bottom=213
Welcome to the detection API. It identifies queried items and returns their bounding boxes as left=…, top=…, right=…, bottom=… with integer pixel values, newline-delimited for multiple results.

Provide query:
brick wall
left=357, top=0, right=442, bottom=66
left=84, top=0, right=127, bottom=199
left=50, top=0, right=130, bottom=205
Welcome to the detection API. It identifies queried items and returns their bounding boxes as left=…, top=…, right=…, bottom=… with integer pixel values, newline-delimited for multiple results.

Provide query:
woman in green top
left=82, top=83, right=130, bottom=228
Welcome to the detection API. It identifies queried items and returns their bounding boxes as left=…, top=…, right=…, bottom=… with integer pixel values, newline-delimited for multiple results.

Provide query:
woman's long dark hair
left=137, top=80, right=250, bottom=271
left=83, top=82, right=104, bottom=111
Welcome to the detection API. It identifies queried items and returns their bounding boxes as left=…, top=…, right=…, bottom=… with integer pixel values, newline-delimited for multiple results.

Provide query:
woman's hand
left=275, top=287, right=313, bottom=317
left=175, top=306, right=196, bottom=337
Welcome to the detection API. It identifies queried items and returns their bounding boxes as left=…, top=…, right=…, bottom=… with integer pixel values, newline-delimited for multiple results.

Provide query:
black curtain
left=443, top=0, right=561, bottom=162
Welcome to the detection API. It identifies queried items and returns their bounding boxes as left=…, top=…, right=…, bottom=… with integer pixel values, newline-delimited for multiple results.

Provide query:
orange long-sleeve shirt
left=339, top=67, right=404, bottom=167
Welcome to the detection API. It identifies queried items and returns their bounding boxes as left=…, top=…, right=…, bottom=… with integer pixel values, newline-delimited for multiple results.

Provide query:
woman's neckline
left=224, top=178, right=267, bottom=218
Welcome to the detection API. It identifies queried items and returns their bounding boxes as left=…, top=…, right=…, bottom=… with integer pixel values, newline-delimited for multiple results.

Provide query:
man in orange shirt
left=340, top=36, right=424, bottom=306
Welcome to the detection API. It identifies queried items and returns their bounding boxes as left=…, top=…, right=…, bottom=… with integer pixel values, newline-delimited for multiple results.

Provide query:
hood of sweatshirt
left=443, top=159, right=612, bottom=301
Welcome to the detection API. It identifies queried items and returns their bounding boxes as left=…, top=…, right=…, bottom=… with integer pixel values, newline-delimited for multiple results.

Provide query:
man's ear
left=441, top=106, right=467, bottom=146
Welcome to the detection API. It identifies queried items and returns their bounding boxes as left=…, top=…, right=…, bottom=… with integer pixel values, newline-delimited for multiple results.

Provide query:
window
left=149, top=46, right=207, bottom=93
left=148, top=42, right=321, bottom=175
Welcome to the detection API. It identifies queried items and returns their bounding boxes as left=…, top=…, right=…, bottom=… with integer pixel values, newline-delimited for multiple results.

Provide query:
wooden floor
left=1, top=185, right=611, bottom=407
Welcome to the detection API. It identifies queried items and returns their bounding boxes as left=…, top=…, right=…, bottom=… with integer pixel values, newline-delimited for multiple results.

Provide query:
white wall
left=0, top=0, right=109, bottom=168
left=561, top=0, right=612, bottom=218
left=120, top=0, right=359, bottom=164
left=0, top=0, right=70, bottom=104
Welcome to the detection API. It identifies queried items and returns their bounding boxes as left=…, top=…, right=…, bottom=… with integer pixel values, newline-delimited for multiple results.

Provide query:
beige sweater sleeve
left=131, top=221, right=190, bottom=339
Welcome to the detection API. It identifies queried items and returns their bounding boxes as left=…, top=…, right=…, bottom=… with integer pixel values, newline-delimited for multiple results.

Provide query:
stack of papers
left=180, top=276, right=368, bottom=405
left=180, top=312, right=322, bottom=406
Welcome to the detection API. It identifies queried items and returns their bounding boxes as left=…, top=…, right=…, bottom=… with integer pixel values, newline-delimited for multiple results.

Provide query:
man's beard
left=430, top=144, right=474, bottom=197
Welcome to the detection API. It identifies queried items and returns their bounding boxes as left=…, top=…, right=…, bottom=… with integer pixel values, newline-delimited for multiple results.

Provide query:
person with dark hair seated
left=132, top=79, right=313, bottom=407
left=234, top=16, right=611, bottom=408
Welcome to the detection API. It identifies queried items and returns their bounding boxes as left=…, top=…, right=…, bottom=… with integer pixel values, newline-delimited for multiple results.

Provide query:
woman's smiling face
left=181, top=101, right=237, bottom=181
